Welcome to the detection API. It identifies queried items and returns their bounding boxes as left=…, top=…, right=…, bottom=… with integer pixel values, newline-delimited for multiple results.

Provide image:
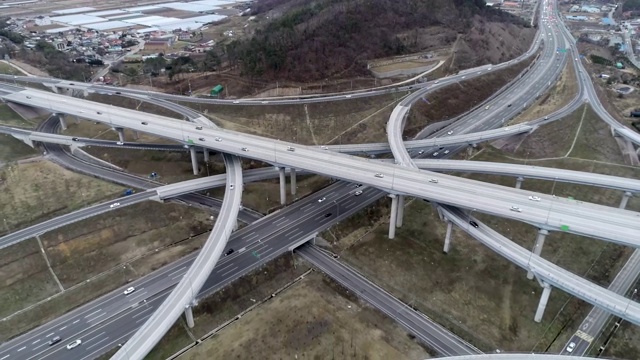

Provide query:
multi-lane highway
left=4, top=89, right=640, bottom=249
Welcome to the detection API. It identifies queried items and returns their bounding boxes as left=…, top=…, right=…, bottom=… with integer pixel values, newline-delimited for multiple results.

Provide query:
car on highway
left=447, top=131, right=453, bottom=135
left=566, top=342, right=576, bottom=353
left=26, top=95, right=32, bottom=99
left=233, top=101, right=239, bottom=104
left=261, top=101, right=269, bottom=104
left=215, top=137, right=222, bottom=142
left=115, top=91, right=121, bottom=95
left=287, top=146, right=295, bottom=152
left=318, top=197, right=326, bottom=203
left=507, top=104, right=512, bottom=107
left=225, top=248, right=234, bottom=256
left=321, top=145, right=329, bottom=150
left=196, top=126, right=203, bottom=130
left=96, top=111, right=102, bottom=115
left=141, top=122, right=148, bottom=125
left=49, top=336, right=62, bottom=346
left=434, top=80, right=439, bottom=84
left=529, top=196, right=541, bottom=201
left=485, top=106, right=490, bottom=110
left=374, top=173, right=384, bottom=178
left=461, top=76, right=466, bottom=79
left=429, top=179, right=438, bottom=183
left=433, top=152, right=439, bottom=156
left=444, top=150, right=450, bottom=154
left=324, top=213, right=332, bottom=218
left=229, top=184, right=235, bottom=190
left=510, top=206, right=522, bottom=212
left=469, top=220, right=479, bottom=228
left=345, top=95, right=352, bottom=98
left=66, top=339, right=82, bottom=350
left=418, top=150, right=424, bottom=155
left=110, top=202, right=120, bottom=208
left=123, top=287, right=135, bottom=295
left=241, top=147, right=249, bottom=151
left=72, top=137, right=79, bottom=141
left=354, top=190, right=363, bottom=196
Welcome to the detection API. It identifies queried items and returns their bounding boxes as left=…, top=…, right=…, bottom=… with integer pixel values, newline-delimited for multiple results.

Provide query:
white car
left=215, top=137, right=222, bottom=142
left=418, top=150, right=424, bottom=155
left=241, top=147, right=249, bottom=151
left=109, top=202, right=120, bottom=208
left=374, top=173, right=384, bottom=178
left=345, top=95, right=352, bottom=98
left=123, top=287, right=135, bottom=295
left=444, top=150, right=450, bottom=154
left=233, top=101, right=239, bottom=104
left=318, top=197, right=326, bottom=203
left=116, top=141, right=124, bottom=145
left=529, top=196, right=541, bottom=201
left=429, top=179, right=438, bottom=183
left=66, top=339, right=82, bottom=350
left=229, top=184, right=234, bottom=190
left=566, top=342, right=576, bottom=353
left=287, top=146, right=295, bottom=152
left=447, top=131, right=453, bottom=135
left=510, top=206, right=522, bottom=212
left=433, top=152, right=439, bottom=156
left=261, top=101, right=269, bottom=104
left=434, top=80, right=439, bottom=84
left=321, top=146, right=329, bottom=150
left=354, top=191, right=363, bottom=196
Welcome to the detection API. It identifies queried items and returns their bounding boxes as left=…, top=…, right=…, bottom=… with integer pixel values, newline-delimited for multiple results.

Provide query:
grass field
left=0, top=134, right=38, bottom=163
left=86, top=94, right=186, bottom=119
left=183, top=93, right=405, bottom=145
left=0, top=201, right=212, bottom=341
left=0, top=103, right=36, bottom=127
left=0, top=161, right=123, bottom=233
left=177, top=271, right=428, bottom=360
left=0, top=62, right=22, bottom=76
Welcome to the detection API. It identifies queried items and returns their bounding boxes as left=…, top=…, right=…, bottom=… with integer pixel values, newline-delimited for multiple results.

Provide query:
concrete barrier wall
left=370, top=63, right=438, bottom=79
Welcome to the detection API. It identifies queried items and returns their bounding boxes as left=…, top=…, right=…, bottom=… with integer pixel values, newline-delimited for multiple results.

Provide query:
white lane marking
left=72, top=320, right=80, bottom=324
left=84, top=309, right=102, bottom=319
left=1, top=355, right=9, bottom=360
left=135, top=315, right=152, bottom=324
left=166, top=266, right=186, bottom=278
left=31, top=340, right=40, bottom=345
left=45, top=333, right=54, bottom=338
left=32, top=342, right=47, bottom=351
left=84, top=332, right=105, bottom=344
left=220, top=266, right=238, bottom=277
left=86, top=337, right=109, bottom=350
left=214, top=262, right=235, bottom=273
left=171, top=273, right=186, bottom=280
left=17, top=347, right=25, bottom=352
left=87, top=312, right=106, bottom=322
left=131, top=306, right=153, bottom=319
left=300, top=204, right=314, bottom=211
left=127, top=291, right=148, bottom=303
left=58, top=326, right=67, bottom=331
left=272, top=217, right=288, bottom=225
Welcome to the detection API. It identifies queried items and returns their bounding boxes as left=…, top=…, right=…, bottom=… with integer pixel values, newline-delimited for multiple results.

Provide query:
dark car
left=225, top=248, right=234, bottom=256
left=49, top=336, right=62, bottom=346
left=115, top=91, right=121, bottom=95
left=324, top=213, right=332, bottom=218
left=71, top=137, right=79, bottom=141
left=469, top=221, right=479, bottom=228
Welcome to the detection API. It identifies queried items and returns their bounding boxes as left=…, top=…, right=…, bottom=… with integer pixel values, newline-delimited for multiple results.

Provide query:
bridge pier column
left=515, top=176, right=524, bottom=189
left=396, top=195, right=405, bottom=228
left=443, top=220, right=453, bottom=254
left=203, top=148, right=210, bottom=163
left=184, top=305, right=195, bottom=328
left=388, top=194, right=398, bottom=239
left=611, top=126, right=617, bottom=137
left=115, top=127, right=125, bottom=143
left=278, top=167, right=286, bottom=205
left=132, top=130, right=139, bottom=140
left=290, top=168, right=297, bottom=196
left=527, top=229, right=549, bottom=280
left=636, top=147, right=640, bottom=156
left=619, top=191, right=633, bottom=209
left=189, top=147, right=198, bottom=175
left=534, top=283, right=552, bottom=322
left=58, top=114, right=67, bottom=131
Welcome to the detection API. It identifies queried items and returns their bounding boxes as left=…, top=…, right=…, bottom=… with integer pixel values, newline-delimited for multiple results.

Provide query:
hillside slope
left=225, top=0, right=535, bottom=81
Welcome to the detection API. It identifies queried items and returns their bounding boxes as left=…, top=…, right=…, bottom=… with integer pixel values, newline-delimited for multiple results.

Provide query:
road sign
left=560, top=225, right=570, bottom=231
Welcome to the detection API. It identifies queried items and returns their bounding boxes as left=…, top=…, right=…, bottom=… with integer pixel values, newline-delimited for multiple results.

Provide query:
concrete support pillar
left=290, top=168, right=297, bottom=195
left=132, top=130, right=139, bottom=140
left=184, top=305, right=195, bottom=328
left=515, top=176, right=524, bottom=189
left=396, top=195, right=405, bottom=228
left=278, top=167, right=286, bottom=205
left=58, top=114, right=67, bottom=131
left=189, top=147, right=198, bottom=175
left=619, top=191, right=633, bottom=209
left=388, top=194, right=398, bottom=239
left=534, top=283, right=552, bottom=323
left=203, top=148, right=210, bottom=163
left=636, top=147, right=640, bottom=156
left=527, top=229, right=549, bottom=280
left=115, top=127, right=125, bottom=143
left=443, top=220, right=453, bottom=254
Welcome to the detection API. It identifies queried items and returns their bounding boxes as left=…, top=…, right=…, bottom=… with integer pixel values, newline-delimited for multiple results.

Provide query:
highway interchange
left=1, top=0, right=640, bottom=358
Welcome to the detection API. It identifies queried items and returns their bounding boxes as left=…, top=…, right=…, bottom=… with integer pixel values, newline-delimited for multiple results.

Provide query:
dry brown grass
left=178, top=271, right=428, bottom=360
left=0, top=161, right=123, bottom=233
